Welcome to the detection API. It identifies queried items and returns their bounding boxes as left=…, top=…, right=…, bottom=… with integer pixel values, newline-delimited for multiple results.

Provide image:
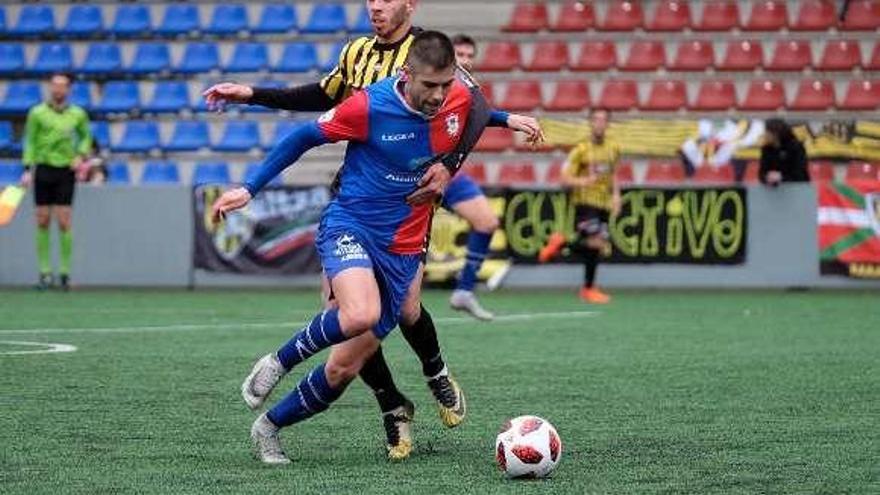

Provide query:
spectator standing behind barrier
left=759, top=119, right=810, bottom=187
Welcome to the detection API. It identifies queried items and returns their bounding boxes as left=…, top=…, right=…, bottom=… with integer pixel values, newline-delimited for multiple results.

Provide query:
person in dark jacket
left=759, top=119, right=810, bottom=186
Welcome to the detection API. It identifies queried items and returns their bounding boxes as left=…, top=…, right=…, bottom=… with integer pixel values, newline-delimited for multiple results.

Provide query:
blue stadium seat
left=303, top=3, right=347, bottom=34
left=157, top=4, right=201, bottom=36
left=112, top=5, right=151, bottom=37
left=275, top=43, right=318, bottom=73
left=206, top=4, right=248, bottom=35
left=351, top=6, right=373, bottom=33
left=214, top=121, right=261, bottom=151
left=177, top=43, right=219, bottom=74
left=193, top=162, right=231, bottom=186
left=165, top=121, right=209, bottom=151
left=129, top=43, right=171, bottom=75
left=0, top=8, right=6, bottom=34
left=80, top=43, right=122, bottom=75
left=106, top=161, right=130, bottom=184
left=321, top=42, right=346, bottom=72
left=144, top=81, right=190, bottom=113
left=253, top=4, right=298, bottom=34
left=70, top=82, right=92, bottom=111
left=0, top=122, right=12, bottom=151
left=32, top=44, right=72, bottom=75
left=11, top=5, right=54, bottom=36
left=0, top=162, right=23, bottom=185
left=0, top=44, right=26, bottom=75
left=90, top=121, right=110, bottom=149
left=0, top=81, right=41, bottom=115
left=141, top=161, right=179, bottom=184
left=95, top=81, right=140, bottom=114
left=61, top=5, right=104, bottom=37
left=224, top=42, right=269, bottom=73
left=244, top=162, right=282, bottom=186
left=113, top=122, right=159, bottom=153
left=268, top=120, right=302, bottom=150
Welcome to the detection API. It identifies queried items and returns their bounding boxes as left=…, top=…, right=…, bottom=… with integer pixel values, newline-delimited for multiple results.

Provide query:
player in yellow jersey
left=539, top=108, right=621, bottom=304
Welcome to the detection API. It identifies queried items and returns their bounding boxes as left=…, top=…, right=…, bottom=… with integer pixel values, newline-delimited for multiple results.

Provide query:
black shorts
left=34, top=165, right=76, bottom=206
left=575, top=205, right=610, bottom=239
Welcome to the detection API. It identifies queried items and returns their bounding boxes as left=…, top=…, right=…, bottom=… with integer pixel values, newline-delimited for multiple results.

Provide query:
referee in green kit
left=20, top=73, right=92, bottom=291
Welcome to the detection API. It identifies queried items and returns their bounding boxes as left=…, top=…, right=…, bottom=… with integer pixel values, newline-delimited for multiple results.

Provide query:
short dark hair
left=49, top=72, right=73, bottom=84
left=406, top=30, right=456, bottom=71
left=590, top=107, right=610, bottom=118
left=451, top=34, right=477, bottom=50
left=765, top=118, right=796, bottom=143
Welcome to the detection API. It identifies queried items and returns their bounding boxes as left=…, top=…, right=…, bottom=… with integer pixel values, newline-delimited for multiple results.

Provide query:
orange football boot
left=579, top=287, right=611, bottom=304
left=538, top=233, right=567, bottom=263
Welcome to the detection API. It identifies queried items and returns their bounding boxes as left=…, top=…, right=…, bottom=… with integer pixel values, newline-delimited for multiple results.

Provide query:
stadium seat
left=94, top=82, right=140, bottom=114
left=621, top=41, right=666, bottom=71
left=0, top=162, right=23, bottom=185
left=206, top=4, right=248, bottom=35
left=645, top=161, right=686, bottom=183
left=253, top=4, right=298, bottom=34
left=545, top=80, right=591, bottom=112
left=90, top=121, right=110, bottom=148
left=600, top=0, right=645, bottom=31
left=840, top=80, right=880, bottom=110
left=141, top=161, right=180, bottom=184
left=475, top=128, right=515, bottom=152
left=616, top=162, right=636, bottom=184
left=350, top=6, right=373, bottom=34
left=841, top=0, right=880, bottom=30
left=792, top=0, right=837, bottom=31
left=817, top=40, right=862, bottom=71
left=479, top=81, right=496, bottom=106
left=321, top=42, right=347, bottom=72
left=767, top=40, right=812, bottom=71
left=807, top=162, right=834, bottom=182
left=11, top=5, right=54, bottom=36
left=165, top=121, right=209, bottom=152
left=111, top=5, right=152, bottom=37
left=0, top=81, right=41, bottom=115
left=80, top=43, right=122, bottom=75
left=144, top=81, right=190, bottom=114
left=61, top=5, right=104, bottom=37
left=695, top=1, right=740, bottom=31
left=670, top=40, right=715, bottom=71
left=129, top=43, right=171, bottom=75
left=303, top=3, right=347, bottom=34
left=157, top=4, right=201, bottom=36
left=648, top=0, right=692, bottom=31
left=177, top=43, right=220, bottom=74
left=742, top=161, right=761, bottom=183
left=545, top=161, right=564, bottom=184
left=0, top=122, right=12, bottom=151
left=225, top=43, right=269, bottom=73
left=214, top=121, right=261, bottom=152
left=719, top=40, right=764, bottom=71
left=498, top=161, right=537, bottom=186
left=0, top=44, right=26, bottom=75
left=478, top=42, right=522, bottom=72
left=692, top=165, right=735, bottom=183
left=525, top=42, right=569, bottom=71
left=791, top=79, right=835, bottom=110
left=503, top=2, right=550, bottom=32
left=845, top=162, right=880, bottom=181
left=552, top=1, right=596, bottom=31
left=869, top=43, right=880, bottom=70
left=70, top=82, right=92, bottom=111
left=32, top=43, right=73, bottom=75
left=193, top=162, right=231, bottom=186
left=598, top=79, right=639, bottom=111
left=740, top=79, right=786, bottom=111
left=114, top=122, right=160, bottom=153
left=744, top=1, right=788, bottom=31
left=460, top=162, right=488, bottom=185
left=572, top=41, right=617, bottom=71
left=106, top=162, right=131, bottom=184
left=691, top=80, right=736, bottom=111
left=501, top=81, right=542, bottom=111
left=643, top=79, right=687, bottom=111
left=0, top=8, right=5, bottom=34
left=275, top=43, right=319, bottom=73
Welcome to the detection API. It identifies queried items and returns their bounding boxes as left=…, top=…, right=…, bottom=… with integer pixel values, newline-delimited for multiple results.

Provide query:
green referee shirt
left=23, top=101, right=92, bottom=168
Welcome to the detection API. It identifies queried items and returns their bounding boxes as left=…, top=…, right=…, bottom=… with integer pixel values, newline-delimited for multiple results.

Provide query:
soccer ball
left=495, top=415, right=562, bottom=479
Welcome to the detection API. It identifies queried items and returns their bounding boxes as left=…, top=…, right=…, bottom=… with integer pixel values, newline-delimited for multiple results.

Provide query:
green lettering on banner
left=682, top=190, right=714, bottom=259
left=713, top=190, right=744, bottom=257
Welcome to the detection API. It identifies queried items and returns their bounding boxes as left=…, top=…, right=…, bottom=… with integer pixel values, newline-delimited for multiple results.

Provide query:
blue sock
left=276, top=309, right=346, bottom=371
left=457, top=231, right=492, bottom=292
left=267, top=364, right=343, bottom=427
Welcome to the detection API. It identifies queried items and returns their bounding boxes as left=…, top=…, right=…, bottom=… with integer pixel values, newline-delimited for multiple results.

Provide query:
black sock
left=359, top=346, right=406, bottom=413
left=399, top=304, right=446, bottom=378
left=584, top=248, right=600, bottom=288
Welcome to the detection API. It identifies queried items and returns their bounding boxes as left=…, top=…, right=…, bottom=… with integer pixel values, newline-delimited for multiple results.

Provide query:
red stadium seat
left=503, top=2, right=550, bottom=32
left=501, top=80, right=543, bottom=112
left=546, top=160, right=564, bottom=184
left=670, top=40, right=715, bottom=71
left=552, top=1, right=596, bottom=31
left=695, top=1, right=740, bottom=31
left=621, top=41, right=666, bottom=71
left=572, top=41, right=617, bottom=71
left=645, top=161, right=686, bottom=184
left=461, top=162, right=489, bottom=185
left=477, top=42, right=522, bottom=72
left=479, top=81, right=496, bottom=106
left=791, top=79, right=836, bottom=110
left=841, top=0, right=880, bottom=30
left=616, top=161, right=635, bottom=184
left=841, top=80, right=880, bottom=110
left=643, top=79, right=687, bottom=111
left=767, top=40, right=812, bottom=71
left=600, top=0, right=644, bottom=31
left=648, top=0, right=692, bottom=31
left=817, top=40, right=862, bottom=71
left=743, top=161, right=761, bottom=183
left=691, top=80, right=737, bottom=111
left=498, top=161, right=538, bottom=186
left=744, top=1, right=788, bottom=31
left=598, top=79, right=639, bottom=111
left=692, top=165, right=735, bottom=184
left=809, top=161, right=836, bottom=183
left=740, top=79, right=786, bottom=110
left=545, top=80, right=591, bottom=112
left=845, top=162, right=880, bottom=181
left=719, top=40, right=764, bottom=71
left=792, top=0, right=837, bottom=31
left=525, top=41, right=570, bottom=71
left=869, top=42, right=880, bottom=70
left=475, top=128, right=515, bottom=152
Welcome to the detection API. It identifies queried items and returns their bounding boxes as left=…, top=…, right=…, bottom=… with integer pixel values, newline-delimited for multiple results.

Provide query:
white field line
left=0, top=341, right=78, bottom=355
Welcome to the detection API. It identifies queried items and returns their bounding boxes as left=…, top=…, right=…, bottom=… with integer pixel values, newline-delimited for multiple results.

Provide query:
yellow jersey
left=564, top=138, right=620, bottom=210
left=320, top=30, right=417, bottom=102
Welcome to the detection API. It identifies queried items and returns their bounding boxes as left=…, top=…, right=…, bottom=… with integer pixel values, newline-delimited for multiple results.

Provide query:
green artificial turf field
left=0, top=289, right=877, bottom=494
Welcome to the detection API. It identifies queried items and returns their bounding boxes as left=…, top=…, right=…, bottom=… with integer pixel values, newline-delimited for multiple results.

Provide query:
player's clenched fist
left=202, top=83, right=254, bottom=112
left=211, top=186, right=252, bottom=223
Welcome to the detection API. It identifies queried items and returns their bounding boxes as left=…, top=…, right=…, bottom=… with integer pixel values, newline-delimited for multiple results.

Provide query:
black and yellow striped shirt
left=320, top=30, right=417, bottom=102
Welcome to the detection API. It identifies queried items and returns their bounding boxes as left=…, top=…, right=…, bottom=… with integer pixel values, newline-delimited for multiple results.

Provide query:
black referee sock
left=584, top=247, right=600, bottom=288
left=359, top=347, right=407, bottom=413
left=399, top=304, right=446, bottom=379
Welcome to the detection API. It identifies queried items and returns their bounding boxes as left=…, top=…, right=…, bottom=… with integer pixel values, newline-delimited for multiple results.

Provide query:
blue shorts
left=316, top=227, right=421, bottom=339
left=441, top=174, right=484, bottom=211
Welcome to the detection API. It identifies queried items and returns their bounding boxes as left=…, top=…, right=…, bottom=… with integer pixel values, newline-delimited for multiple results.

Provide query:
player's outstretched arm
left=203, top=82, right=336, bottom=113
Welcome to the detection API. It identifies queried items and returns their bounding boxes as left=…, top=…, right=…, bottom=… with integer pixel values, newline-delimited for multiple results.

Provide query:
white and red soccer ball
left=495, top=415, right=562, bottom=479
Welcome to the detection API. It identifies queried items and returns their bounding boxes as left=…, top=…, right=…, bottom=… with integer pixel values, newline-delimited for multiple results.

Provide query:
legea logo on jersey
left=381, top=132, right=416, bottom=142
left=334, top=234, right=369, bottom=262
left=446, top=114, right=460, bottom=137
